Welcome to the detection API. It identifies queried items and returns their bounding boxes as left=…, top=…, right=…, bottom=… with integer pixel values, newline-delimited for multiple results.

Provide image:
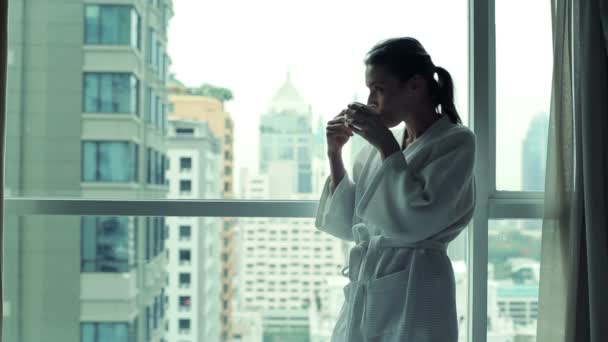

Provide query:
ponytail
left=364, top=38, right=464, bottom=125
left=434, top=66, right=462, bottom=125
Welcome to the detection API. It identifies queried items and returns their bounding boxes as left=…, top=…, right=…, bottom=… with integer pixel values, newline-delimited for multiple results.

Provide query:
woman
left=315, top=37, right=476, bottom=342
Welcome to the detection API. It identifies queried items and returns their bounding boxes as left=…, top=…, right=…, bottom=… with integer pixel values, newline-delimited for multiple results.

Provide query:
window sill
left=82, top=112, right=141, bottom=122
left=81, top=182, right=141, bottom=190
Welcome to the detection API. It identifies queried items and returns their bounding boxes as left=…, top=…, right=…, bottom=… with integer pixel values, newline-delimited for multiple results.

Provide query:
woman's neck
left=402, top=109, right=442, bottom=147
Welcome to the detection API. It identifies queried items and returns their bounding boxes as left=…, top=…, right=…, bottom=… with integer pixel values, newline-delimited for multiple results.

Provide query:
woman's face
left=365, top=64, right=412, bottom=128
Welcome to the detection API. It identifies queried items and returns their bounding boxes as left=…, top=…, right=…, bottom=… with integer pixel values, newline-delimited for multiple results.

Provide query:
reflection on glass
left=487, top=219, right=542, bottom=342
left=80, top=322, right=131, bottom=342
left=84, top=73, right=138, bottom=114
left=81, top=216, right=130, bottom=272
left=82, top=141, right=138, bottom=182
left=85, top=5, right=139, bottom=47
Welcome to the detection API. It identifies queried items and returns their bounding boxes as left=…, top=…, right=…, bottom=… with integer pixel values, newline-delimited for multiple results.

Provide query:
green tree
left=195, top=83, right=234, bottom=103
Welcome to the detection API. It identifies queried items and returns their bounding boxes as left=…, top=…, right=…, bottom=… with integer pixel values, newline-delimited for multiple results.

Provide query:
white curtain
left=538, top=0, right=608, bottom=340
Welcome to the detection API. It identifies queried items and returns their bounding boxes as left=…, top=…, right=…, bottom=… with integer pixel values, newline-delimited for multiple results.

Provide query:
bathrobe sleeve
left=314, top=147, right=368, bottom=241
left=356, top=129, right=476, bottom=241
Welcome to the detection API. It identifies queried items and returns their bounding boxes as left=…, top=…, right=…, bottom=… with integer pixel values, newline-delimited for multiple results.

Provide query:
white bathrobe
left=315, top=114, right=476, bottom=342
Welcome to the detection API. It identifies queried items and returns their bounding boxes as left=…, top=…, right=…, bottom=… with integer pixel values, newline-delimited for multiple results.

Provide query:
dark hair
left=364, top=37, right=462, bottom=125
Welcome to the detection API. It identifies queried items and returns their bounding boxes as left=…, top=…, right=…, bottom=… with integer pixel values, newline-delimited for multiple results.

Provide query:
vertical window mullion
left=469, top=0, right=494, bottom=341
left=97, top=6, right=102, bottom=44
left=95, top=142, right=101, bottom=181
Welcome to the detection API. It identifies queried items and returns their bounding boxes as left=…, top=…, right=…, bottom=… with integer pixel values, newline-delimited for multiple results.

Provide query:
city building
left=4, top=0, right=173, bottom=341
left=259, top=71, right=313, bottom=195
left=165, top=118, right=223, bottom=341
left=521, top=113, right=549, bottom=192
left=234, top=74, right=347, bottom=338
left=168, top=81, right=237, bottom=340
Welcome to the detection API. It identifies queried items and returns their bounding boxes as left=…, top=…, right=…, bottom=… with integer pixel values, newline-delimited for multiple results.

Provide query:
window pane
left=84, top=74, right=99, bottom=112
left=116, top=7, right=131, bottom=45
left=99, top=74, right=114, bottom=112
left=114, top=74, right=131, bottom=113
left=81, top=217, right=97, bottom=272
left=98, top=142, right=127, bottom=181
left=81, top=216, right=131, bottom=273
left=146, top=28, right=153, bottom=64
left=179, top=225, right=191, bottom=239
left=487, top=219, right=541, bottom=341
left=81, top=323, right=95, bottom=342
left=84, top=142, right=137, bottom=182
left=130, top=76, right=139, bottom=115
left=84, top=6, right=100, bottom=44
left=84, top=73, right=137, bottom=114
left=495, top=0, right=551, bottom=191
left=82, top=142, right=97, bottom=181
left=100, top=6, right=119, bottom=44
left=97, top=323, right=128, bottom=341
left=180, top=157, right=192, bottom=170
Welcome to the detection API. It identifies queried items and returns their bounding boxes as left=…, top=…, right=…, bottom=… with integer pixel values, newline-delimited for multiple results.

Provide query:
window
left=180, top=157, right=192, bottom=171
left=178, top=319, right=191, bottom=334
left=84, top=5, right=139, bottom=48
left=179, top=180, right=192, bottom=193
left=82, top=142, right=138, bottom=182
left=153, top=296, right=159, bottom=329
left=179, top=225, right=191, bottom=240
left=179, top=249, right=191, bottom=265
left=495, top=0, right=551, bottom=192
left=84, top=73, right=139, bottom=114
left=178, top=296, right=192, bottom=311
left=161, top=4, right=170, bottom=33
left=81, top=216, right=130, bottom=273
left=146, top=149, right=166, bottom=185
left=4, top=1, right=534, bottom=341
left=154, top=150, right=162, bottom=184
left=146, top=148, right=153, bottom=184
left=146, top=28, right=155, bottom=66
left=160, top=289, right=166, bottom=318
left=179, top=273, right=191, bottom=288
left=175, top=127, right=194, bottom=136
left=224, top=166, right=232, bottom=176
left=81, top=322, right=130, bottom=342
left=146, top=87, right=154, bottom=124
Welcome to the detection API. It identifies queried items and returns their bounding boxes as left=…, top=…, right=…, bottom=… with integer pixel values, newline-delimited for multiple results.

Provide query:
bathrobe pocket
left=363, top=268, right=410, bottom=339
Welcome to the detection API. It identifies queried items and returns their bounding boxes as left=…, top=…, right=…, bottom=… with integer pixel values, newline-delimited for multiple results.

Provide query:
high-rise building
left=4, top=0, right=173, bottom=341
left=234, top=73, right=346, bottom=339
left=521, top=113, right=549, bottom=192
left=259, top=72, right=313, bottom=195
left=166, top=118, right=223, bottom=341
left=168, top=82, right=237, bottom=340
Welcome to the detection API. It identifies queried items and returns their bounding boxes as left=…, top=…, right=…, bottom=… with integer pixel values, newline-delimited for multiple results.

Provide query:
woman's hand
left=326, top=111, right=354, bottom=156
left=345, top=102, right=401, bottom=159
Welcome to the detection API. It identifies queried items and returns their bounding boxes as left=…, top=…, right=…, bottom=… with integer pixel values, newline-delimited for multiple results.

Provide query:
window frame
left=84, top=4, right=140, bottom=48
left=3, top=1, right=548, bottom=341
left=83, top=72, right=139, bottom=115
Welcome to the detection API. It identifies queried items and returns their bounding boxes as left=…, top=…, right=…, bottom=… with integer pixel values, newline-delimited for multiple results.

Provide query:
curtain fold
left=537, top=0, right=575, bottom=339
left=538, top=0, right=608, bottom=341
left=576, top=0, right=608, bottom=339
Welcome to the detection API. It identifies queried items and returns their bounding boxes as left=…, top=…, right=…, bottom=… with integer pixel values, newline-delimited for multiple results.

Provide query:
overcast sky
left=168, top=0, right=552, bottom=193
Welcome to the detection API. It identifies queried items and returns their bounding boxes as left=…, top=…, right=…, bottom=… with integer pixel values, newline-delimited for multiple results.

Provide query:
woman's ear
left=408, top=74, right=427, bottom=92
